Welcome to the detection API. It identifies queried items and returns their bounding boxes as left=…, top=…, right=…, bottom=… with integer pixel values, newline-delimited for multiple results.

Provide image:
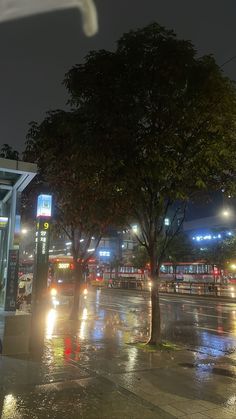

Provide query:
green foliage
left=130, top=341, right=182, bottom=352
left=132, top=245, right=149, bottom=269
left=164, top=233, right=197, bottom=264
left=64, top=22, right=236, bottom=279
left=25, top=21, right=236, bottom=338
left=24, top=111, right=123, bottom=266
left=199, top=236, right=236, bottom=270
left=0, top=144, right=19, bottom=160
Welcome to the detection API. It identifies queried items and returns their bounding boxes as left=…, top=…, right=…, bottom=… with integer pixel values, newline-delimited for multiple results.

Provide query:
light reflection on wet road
left=1, top=288, right=236, bottom=418
left=51, top=288, right=236, bottom=356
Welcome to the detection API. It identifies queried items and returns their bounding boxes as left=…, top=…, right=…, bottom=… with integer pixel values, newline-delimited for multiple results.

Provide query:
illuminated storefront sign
left=37, top=194, right=52, bottom=218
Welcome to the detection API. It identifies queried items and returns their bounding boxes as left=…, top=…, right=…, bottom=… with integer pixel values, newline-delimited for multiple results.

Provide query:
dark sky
left=0, top=0, right=236, bottom=152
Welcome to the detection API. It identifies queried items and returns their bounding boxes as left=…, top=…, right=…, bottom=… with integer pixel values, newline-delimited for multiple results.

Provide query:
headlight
left=50, top=288, right=57, bottom=297
left=83, top=288, right=88, bottom=296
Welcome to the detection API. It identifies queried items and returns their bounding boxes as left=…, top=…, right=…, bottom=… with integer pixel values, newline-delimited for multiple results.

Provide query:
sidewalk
left=1, top=295, right=236, bottom=418
left=1, top=342, right=236, bottom=418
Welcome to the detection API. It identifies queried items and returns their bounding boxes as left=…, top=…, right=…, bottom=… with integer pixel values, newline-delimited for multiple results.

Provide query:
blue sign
left=37, top=194, right=52, bottom=218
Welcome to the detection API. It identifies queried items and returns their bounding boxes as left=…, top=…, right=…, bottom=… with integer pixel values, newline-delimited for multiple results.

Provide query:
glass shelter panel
left=0, top=198, right=11, bottom=307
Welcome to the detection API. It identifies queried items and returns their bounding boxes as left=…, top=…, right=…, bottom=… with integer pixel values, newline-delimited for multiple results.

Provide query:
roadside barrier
left=107, top=278, right=236, bottom=298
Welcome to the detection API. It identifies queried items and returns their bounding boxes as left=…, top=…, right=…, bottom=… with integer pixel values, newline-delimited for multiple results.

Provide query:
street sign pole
left=30, top=194, right=52, bottom=351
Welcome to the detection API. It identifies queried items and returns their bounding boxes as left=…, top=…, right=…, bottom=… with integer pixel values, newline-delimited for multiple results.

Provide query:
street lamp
left=222, top=210, right=230, bottom=217
left=21, top=228, right=28, bottom=235
left=132, top=225, right=138, bottom=234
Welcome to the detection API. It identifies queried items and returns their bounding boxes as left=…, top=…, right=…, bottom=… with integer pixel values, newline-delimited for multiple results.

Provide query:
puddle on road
left=179, top=362, right=236, bottom=378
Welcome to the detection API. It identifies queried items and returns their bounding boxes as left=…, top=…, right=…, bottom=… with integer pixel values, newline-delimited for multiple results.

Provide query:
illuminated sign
left=37, top=195, right=52, bottom=218
left=0, top=216, right=8, bottom=229
left=13, top=215, right=21, bottom=247
left=192, top=233, right=228, bottom=241
left=99, top=251, right=110, bottom=257
left=58, top=263, right=70, bottom=270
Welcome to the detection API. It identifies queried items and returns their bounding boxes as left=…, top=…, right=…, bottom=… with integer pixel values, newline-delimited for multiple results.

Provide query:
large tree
left=25, top=110, right=123, bottom=319
left=63, top=23, right=236, bottom=344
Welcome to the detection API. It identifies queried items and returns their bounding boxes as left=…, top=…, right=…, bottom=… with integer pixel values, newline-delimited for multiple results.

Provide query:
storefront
left=0, top=158, right=36, bottom=310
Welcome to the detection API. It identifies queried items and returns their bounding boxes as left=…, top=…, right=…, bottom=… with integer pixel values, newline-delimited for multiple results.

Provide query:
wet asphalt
left=1, top=288, right=236, bottom=418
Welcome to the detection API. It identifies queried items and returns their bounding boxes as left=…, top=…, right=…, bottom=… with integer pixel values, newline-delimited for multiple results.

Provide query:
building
left=182, top=208, right=236, bottom=251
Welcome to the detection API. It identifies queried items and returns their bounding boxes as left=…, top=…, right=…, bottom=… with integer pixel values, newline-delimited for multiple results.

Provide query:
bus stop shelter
left=0, top=158, right=37, bottom=311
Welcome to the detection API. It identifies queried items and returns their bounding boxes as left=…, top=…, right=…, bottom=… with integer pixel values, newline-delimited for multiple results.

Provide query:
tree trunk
left=115, top=262, right=119, bottom=280
left=148, top=259, right=161, bottom=345
left=70, top=260, right=83, bottom=320
left=173, top=264, right=177, bottom=281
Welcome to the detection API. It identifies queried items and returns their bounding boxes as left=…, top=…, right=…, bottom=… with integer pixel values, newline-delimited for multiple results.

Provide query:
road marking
left=187, top=305, right=216, bottom=309
left=197, top=326, right=235, bottom=336
left=160, top=298, right=216, bottom=309
left=185, top=311, right=227, bottom=319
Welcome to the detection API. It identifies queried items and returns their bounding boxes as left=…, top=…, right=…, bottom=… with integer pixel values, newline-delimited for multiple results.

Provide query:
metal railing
left=107, top=278, right=236, bottom=299
left=159, top=282, right=236, bottom=298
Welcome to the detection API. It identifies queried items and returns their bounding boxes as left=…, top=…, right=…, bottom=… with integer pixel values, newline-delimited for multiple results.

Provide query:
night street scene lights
left=132, top=225, right=138, bottom=234
left=222, top=209, right=231, bottom=217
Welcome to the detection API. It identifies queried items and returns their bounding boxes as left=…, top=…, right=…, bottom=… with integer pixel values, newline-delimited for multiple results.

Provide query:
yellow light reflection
left=45, top=309, right=57, bottom=339
left=82, top=307, right=88, bottom=320
left=79, top=308, right=88, bottom=340
left=79, top=321, right=86, bottom=340
left=3, top=394, right=17, bottom=418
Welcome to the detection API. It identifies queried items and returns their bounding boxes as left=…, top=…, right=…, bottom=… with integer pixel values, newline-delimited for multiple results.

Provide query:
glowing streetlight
left=222, top=209, right=230, bottom=217
left=21, top=228, right=28, bottom=235
left=132, top=225, right=138, bottom=234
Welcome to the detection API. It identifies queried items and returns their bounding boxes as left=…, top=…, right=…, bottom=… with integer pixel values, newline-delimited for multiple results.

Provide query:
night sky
left=0, top=0, right=236, bottom=152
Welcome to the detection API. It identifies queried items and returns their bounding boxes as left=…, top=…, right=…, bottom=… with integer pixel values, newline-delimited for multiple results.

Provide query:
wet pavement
left=1, top=288, right=236, bottom=418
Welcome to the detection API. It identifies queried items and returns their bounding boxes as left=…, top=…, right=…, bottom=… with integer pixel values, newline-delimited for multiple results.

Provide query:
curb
left=102, top=287, right=236, bottom=303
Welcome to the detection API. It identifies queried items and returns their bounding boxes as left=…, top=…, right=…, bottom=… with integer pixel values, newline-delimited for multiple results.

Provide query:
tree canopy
left=26, top=22, right=236, bottom=340
left=64, top=23, right=236, bottom=266
left=63, top=22, right=236, bottom=342
left=25, top=110, right=125, bottom=318
left=0, top=144, right=19, bottom=160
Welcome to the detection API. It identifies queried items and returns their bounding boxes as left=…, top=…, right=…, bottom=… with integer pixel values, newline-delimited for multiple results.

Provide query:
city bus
left=48, top=255, right=105, bottom=293
left=159, top=261, right=215, bottom=283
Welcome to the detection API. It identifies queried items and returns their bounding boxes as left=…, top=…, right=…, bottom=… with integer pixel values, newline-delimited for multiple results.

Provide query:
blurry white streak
left=46, top=308, right=57, bottom=339
left=0, top=0, right=98, bottom=36
left=82, top=307, right=88, bottom=320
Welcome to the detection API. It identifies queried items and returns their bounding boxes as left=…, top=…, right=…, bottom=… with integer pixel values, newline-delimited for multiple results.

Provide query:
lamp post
left=222, top=209, right=230, bottom=217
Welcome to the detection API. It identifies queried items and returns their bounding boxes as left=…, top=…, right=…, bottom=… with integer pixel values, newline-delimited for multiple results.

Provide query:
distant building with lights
left=183, top=213, right=236, bottom=245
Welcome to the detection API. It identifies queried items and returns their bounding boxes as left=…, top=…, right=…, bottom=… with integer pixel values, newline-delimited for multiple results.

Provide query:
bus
left=159, top=261, right=215, bottom=283
left=48, top=255, right=105, bottom=293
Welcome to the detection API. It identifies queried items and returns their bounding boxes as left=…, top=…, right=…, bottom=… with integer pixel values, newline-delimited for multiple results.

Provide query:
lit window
left=164, top=218, right=170, bottom=226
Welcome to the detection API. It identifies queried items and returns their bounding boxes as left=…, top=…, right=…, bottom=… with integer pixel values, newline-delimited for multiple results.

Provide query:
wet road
left=76, top=288, right=236, bottom=355
left=1, top=288, right=236, bottom=418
